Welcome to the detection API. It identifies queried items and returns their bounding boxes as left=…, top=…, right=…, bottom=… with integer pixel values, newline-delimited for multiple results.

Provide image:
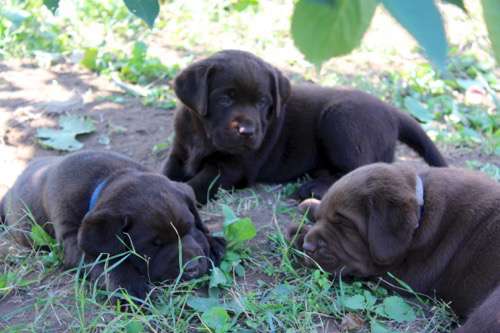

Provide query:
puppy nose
left=238, top=125, right=255, bottom=137
left=303, top=241, right=317, bottom=253
left=183, top=261, right=201, bottom=280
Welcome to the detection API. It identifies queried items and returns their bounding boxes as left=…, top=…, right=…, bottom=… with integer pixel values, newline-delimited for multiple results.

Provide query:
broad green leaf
left=221, top=204, right=238, bottom=224
left=370, top=320, right=392, bottom=333
left=123, top=0, right=159, bottom=28
left=364, top=290, right=377, bottom=309
left=291, top=0, right=377, bottom=67
left=342, top=294, right=366, bottom=311
left=231, top=0, right=259, bottom=12
left=36, top=115, right=96, bottom=151
left=209, top=267, right=228, bottom=289
left=201, top=306, right=231, bottom=333
left=382, top=296, right=416, bottom=323
left=481, top=0, right=500, bottom=64
left=187, top=296, right=221, bottom=312
left=81, top=48, right=98, bottom=71
left=224, top=217, right=257, bottom=244
left=443, top=0, right=466, bottom=12
left=132, top=41, right=148, bottom=61
left=125, top=320, right=144, bottom=333
left=43, top=0, right=60, bottom=14
left=404, top=96, right=434, bottom=123
left=380, top=0, right=448, bottom=71
left=30, top=224, right=55, bottom=247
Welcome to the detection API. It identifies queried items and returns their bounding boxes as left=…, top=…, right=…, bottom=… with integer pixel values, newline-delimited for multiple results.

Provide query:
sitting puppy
left=288, top=163, right=500, bottom=333
left=162, top=50, right=447, bottom=204
left=0, top=150, right=225, bottom=300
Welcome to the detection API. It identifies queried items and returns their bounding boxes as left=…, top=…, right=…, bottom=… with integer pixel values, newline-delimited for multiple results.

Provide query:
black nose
left=238, top=125, right=255, bottom=138
left=182, top=261, right=201, bottom=280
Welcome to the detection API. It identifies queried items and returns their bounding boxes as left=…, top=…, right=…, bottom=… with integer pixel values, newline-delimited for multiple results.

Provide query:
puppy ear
left=174, top=63, right=214, bottom=116
left=78, top=211, right=129, bottom=256
left=367, top=194, right=419, bottom=266
left=270, top=69, right=291, bottom=117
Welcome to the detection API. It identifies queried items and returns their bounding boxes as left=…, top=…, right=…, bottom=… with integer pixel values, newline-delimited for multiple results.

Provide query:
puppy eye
left=153, top=238, right=164, bottom=246
left=257, top=96, right=269, bottom=108
left=218, top=94, right=233, bottom=107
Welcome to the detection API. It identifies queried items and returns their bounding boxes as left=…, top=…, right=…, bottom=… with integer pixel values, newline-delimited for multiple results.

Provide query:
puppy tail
left=396, top=110, right=448, bottom=167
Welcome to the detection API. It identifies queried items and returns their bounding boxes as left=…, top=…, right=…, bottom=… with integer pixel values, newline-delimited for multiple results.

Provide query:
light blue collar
left=88, top=180, right=107, bottom=212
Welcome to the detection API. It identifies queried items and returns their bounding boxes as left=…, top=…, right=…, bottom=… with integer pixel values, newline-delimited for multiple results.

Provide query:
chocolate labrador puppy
left=288, top=163, right=500, bottom=333
left=0, top=150, right=225, bottom=300
left=162, top=50, right=447, bottom=204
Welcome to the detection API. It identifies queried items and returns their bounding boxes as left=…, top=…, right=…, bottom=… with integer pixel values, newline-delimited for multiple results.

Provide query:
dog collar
left=88, top=179, right=108, bottom=212
left=415, top=175, right=424, bottom=226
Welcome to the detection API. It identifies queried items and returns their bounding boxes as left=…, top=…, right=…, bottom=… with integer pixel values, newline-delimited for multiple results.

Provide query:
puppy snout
left=303, top=241, right=317, bottom=254
left=183, top=261, right=201, bottom=280
left=230, top=119, right=255, bottom=138
left=238, top=125, right=255, bottom=137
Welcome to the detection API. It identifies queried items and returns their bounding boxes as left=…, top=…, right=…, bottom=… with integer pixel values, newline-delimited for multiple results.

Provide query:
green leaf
left=291, top=0, right=377, bottom=67
left=382, top=296, right=416, bottom=323
left=209, top=267, right=228, bottom=289
left=43, top=0, right=60, bottom=14
left=123, top=0, right=159, bottom=28
left=187, top=296, right=222, bottom=312
left=370, top=320, right=392, bottom=333
left=380, top=0, right=448, bottom=71
left=404, top=96, right=434, bottom=123
left=30, top=224, right=55, bottom=247
left=221, top=204, right=238, bottom=224
left=36, top=115, right=96, bottom=152
left=231, top=0, right=259, bottom=12
left=481, top=0, right=500, bottom=64
left=132, top=41, right=148, bottom=61
left=224, top=217, right=257, bottom=245
left=201, top=306, right=231, bottom=333
left=342, top=294, right=366, bottom=311
left=125, top=320, right=144, bottom=333
left=81, top=48, right=98, bottom=71
left=364, top=290, right=377, bottom=309
left=443, top=0, right=466, bottom=12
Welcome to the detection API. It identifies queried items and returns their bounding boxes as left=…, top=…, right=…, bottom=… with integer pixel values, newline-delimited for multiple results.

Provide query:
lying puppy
left=288, top=163, right=500, bottom=332
left=162, top=50, right=447, bottom=204
left=0, top=150, right=225, bottom=300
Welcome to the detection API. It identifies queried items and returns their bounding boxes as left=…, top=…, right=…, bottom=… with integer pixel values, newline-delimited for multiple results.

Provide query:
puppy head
left=174, top=50, right=291, bottom=154
left=78, top=172, right=225, bottom=280
left=300, top=163, right=422, bottom=277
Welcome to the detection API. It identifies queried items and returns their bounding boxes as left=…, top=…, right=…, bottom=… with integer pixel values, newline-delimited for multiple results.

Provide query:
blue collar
left=88, top=180, right=108, bottom=212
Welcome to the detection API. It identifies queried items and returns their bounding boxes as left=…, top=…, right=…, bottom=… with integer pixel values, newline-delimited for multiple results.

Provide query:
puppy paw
left=285, top=223, right=311, bottom=251
left=293, top=179, right=330, bottom=201
left=207, top=236, right=226, bottom=266
left=298, top=198, right=321, bottom=222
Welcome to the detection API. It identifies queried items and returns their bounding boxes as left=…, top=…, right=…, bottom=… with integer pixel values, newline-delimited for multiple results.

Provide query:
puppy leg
left=295, top=172, right=337, bottom=200
left=162, top=152, right=190, bottom=182
left=454, top=285, right=500, bottom=333
left=188, top=165, right=221, bottom=204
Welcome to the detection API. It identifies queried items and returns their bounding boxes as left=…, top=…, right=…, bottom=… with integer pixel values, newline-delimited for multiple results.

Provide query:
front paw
left=286, top=223, right=312, bottom=251
left=108, top=269, right=150, bottom=302
left=293, top=179, right=330, bottom=201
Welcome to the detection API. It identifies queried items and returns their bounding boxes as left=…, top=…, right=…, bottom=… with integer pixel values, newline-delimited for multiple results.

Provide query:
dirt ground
left=0, top=58, right=498, bottom=331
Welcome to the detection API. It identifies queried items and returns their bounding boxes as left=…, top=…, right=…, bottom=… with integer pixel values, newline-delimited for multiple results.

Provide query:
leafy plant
left=36, top=115, right=96, bottom=151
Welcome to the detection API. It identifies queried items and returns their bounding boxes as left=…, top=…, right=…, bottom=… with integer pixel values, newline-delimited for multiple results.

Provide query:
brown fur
left=1, top=150, right=225, bottom=300
left=162, top=50, right=447, bottom=204
left=288, top=163, right=500, bottom=332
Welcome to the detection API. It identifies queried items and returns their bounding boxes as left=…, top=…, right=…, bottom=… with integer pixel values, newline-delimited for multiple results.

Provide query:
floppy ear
left=172, top=181, right=208, bottom=233
left=174, top=63, right=214, bottom=116
left=367, top=195, right=419, bottom=266
left=270, top=68, right=291, bottom=118
left=77, top=211, right=130, bottom=256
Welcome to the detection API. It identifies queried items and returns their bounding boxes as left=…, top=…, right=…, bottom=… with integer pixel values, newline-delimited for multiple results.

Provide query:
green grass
left=0, top=188, right=459, bottom=332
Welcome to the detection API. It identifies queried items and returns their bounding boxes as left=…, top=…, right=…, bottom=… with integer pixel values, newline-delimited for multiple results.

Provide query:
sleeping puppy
left=288, top=163, right=500, bottom=333
left=162, top=49, right=447, bottom=204
left=0, top=150, right=225, bottom=300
